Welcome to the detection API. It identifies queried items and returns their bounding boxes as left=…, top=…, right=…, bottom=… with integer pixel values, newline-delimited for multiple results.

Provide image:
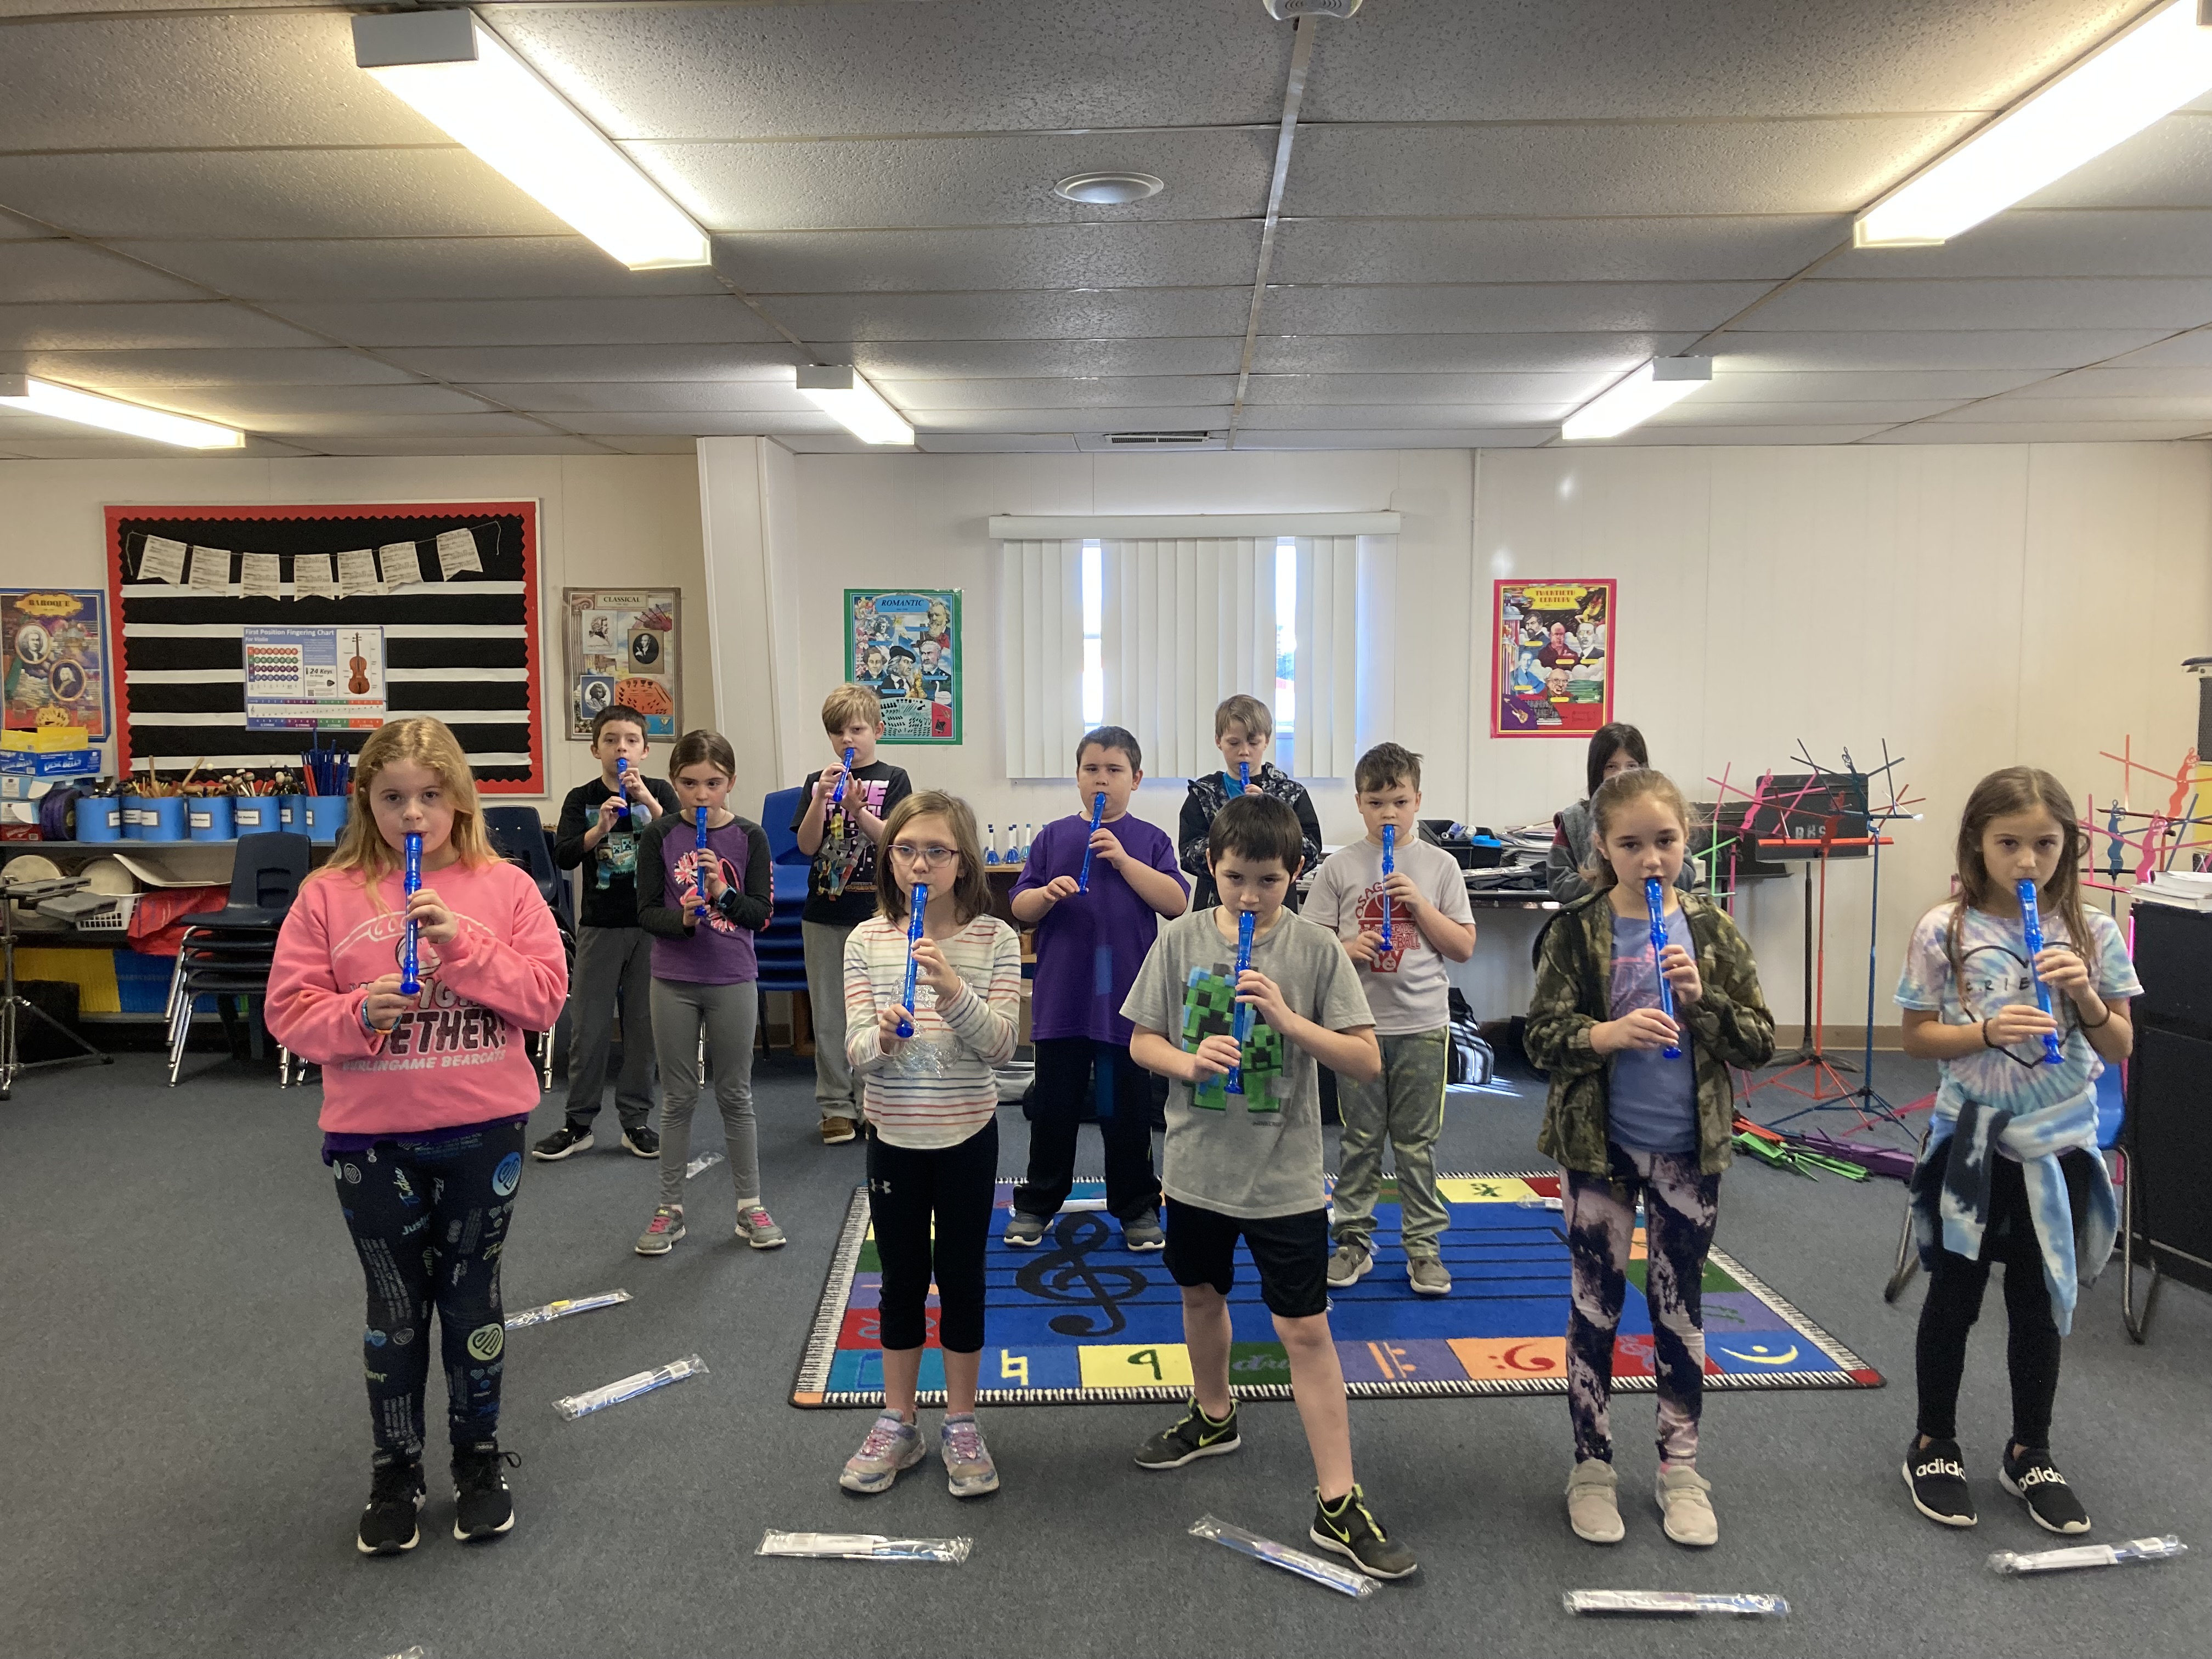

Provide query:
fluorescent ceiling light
left=353, top=10, right=709, bottom=270
left=796, top=366, right=915, bottom=445
left=1856, top=0, right=2212, bottom=247
left=0, top=374, right=243, bottom=449
left=1560, top=358, right=1711, bottom=442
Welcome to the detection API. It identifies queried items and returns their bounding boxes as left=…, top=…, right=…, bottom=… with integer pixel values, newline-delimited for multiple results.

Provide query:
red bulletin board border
left=1489, top=575, right=1617, bottom=741
left=104, top=501, right=543, bottom=793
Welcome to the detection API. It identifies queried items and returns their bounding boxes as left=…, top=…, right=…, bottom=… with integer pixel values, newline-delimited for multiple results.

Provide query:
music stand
left=1, top=872, right=113, bottom=1101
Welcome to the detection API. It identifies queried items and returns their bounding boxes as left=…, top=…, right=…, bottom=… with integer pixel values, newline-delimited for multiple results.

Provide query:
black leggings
left=1914, top=1139, right=2090, bottom=1449
left=1013, top=1037, right=1160, bottom=1223
left=867, top=1116, right=998, bottom=1355
left=331, top=1119, right=526, bottom=1463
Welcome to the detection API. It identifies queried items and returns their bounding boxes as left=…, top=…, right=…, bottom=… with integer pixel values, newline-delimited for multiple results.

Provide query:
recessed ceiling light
left=0, top=374, right=242, bottom=449
left=1561, top=358, right=1712, bottom=442
left=1054, top=172, right=1165, bottom=206
left=795, top=366, right=914, bottom=446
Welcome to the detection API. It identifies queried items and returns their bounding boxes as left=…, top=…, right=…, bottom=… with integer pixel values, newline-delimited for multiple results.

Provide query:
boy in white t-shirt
left=1305, top=743, right=1477, bottom=1295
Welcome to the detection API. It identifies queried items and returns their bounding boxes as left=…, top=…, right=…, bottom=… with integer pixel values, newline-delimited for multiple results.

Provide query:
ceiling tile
left=205, top=410, right=562, bottom=439
left=1826, top=210, right=2212, bottom=279
left=1711, top=329, right=2172, bottom=368
left=1244, top=370, right=1611, bottom=407
left=376, top=343, right=799, bottom=384
left=586, top=436, right=703, bottom=455
left=2084, top=329, right=2212, bottom=367
left=101, top=238, right=729, bottom=302
left=1252, top=332, right=1700, bottom=373
left=0, top=240, right=208, bottom=303
left=1261, top=282, right=1769, bottom=335
left=1997, top=365, right=2212, bottom=398
left=716, top=222, right=1260, bottom=293
left=1752, top=278, right=2212, bottom=330
left=96, top=383, right=495, bottom=425
left=1694, top=368, right=2049, bottom=399
left=637, top=129, right=1271, bottom=233
left=0, top=209, right=48, bottom=240
left=1922, top=395, right=2212, bottom=422
left=296, top=435, right=617, bottom=456
left=263, top=297, right=782, bottom=348
left=566, top=411, right=843, bottom=436
left=913, top=407, right=1234, bottom=435
left=457, top=381, right=815, bottom=415
left=1861, top=421, right=2210, bottom=442
left=0, top=302, right=324, bottom=351
left=7, top=347, right=419, bottom=387
left=914, top=433, right=1084, bottom=454
left=769, top=289, right=1249, bottom=340
left=2016, top=113, right=2212, bottom=210
left=1594, top=424, right=1896, bottom=444
left=1232, top=427, right=1553, bottom=450
left=1271, top=216, right=1846, bottom=286
left=887, top=375, right=1238, bottom=411
left=1645, top=397, right=1966, bottom=424
left=1238, top=404, right=1566, bottom=429
left=845, top=338, right=1245, bottom=379
left=0, top=432, right=318, bottom=460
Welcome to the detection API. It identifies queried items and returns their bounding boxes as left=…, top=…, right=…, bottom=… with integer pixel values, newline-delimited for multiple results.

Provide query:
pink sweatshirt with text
left=266, top=858, right=568, bottom=1136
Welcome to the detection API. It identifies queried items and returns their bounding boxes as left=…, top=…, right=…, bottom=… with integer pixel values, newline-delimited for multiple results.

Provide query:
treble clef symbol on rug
left=1013, top=1211, right=1148, bottom=1338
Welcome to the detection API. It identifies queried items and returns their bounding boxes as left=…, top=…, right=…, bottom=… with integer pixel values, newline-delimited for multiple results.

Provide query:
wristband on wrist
left=2078, top=998, right=2112, bottom=1030
left=1980, top=1017, right=1996, bottom=1049
left=360, top=1000, right=391, bottom=1037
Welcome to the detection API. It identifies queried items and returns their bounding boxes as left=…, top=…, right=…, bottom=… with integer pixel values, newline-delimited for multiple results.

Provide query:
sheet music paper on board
left=187, top=546, right=232, bottom=590
left=293, top=554, right=338, bottom=600
left=334, top=548, right=381, bottom=599
left=239, top=552, right=283, bottom=599
left=138, top=535, right=187, bottom=584
left=436, top=527, right=483, bottom=579
left=377, top=541, right=425, bottom=589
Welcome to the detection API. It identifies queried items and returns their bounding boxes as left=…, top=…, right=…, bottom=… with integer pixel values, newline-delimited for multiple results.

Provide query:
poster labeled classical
left=845, top=588, right=960, bottom=743
left=2, top=589, right=110, bottom=742
left=1490, top=578, right=1616, bottom=738
left=563, top=588, right=679, bottom=740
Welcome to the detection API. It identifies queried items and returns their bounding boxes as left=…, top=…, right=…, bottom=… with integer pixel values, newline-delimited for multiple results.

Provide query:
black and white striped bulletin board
left=104, top=501, right=544, bottom=793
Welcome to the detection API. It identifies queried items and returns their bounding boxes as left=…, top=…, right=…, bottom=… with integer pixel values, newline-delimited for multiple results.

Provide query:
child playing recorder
left=1177, top=694, right=1322, bottom=912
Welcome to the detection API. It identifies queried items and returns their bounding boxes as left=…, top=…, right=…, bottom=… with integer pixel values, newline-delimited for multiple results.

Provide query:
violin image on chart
left=347, top=634, right=370, bottom=696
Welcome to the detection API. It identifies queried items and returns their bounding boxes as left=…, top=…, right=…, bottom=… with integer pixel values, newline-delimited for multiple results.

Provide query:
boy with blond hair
left=792, top=684, right=912, bottom=1143
left=1177, top=694, right=1322, bottom=912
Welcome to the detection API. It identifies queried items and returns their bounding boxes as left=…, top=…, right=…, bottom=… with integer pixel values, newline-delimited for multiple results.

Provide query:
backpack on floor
left=1446, top=988, right=1493, bottom=1087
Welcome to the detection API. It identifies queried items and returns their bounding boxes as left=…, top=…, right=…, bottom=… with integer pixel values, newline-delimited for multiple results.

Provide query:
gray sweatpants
left=651, top=978, right=760, bottom=1210
left=565, top=925, right=658, bottom=1130
left=802, top=919, right=859, bottom=1123
left=1330, top=1028, right=1452, bottom=1256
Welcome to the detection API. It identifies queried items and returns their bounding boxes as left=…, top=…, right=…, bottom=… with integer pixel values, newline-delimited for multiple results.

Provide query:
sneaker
left=1134, top=1401, right=1240, bottom=1470
left=621, top=1122, right=659, bottom=1158
left=2000, top=1444, right=2090, bottom=1534
left=1122, top=1210, right=1166, bottom=1251
left=734, top=1204, right=787, bottom=1249
left=1655, top=1463, right=1718, bottom=1547
left=1566, top=1457, right=1624, bottom=1544
left=1327, top=1241, right=1372, bottom=1289
left=1903, top=1436, right=1977, bottom=1528
left=1407, top=1255, right=1452, bottom=1296
left=634, top=1205, right=685, bottom=1255
left=530, top=1124, right=594, bottom=1161
left=839, top=1412, right=924, bottom=1494
left=821, top=1114, right=857, bottom=1145
left=450, top=1441, right=519, bottom=1542
left=356, top=1459, right=424, bottom=1556
left=1002, top=1211, right=1048, bottom=1249
left=940, top=1413, right=1001, bottom=1498
left=1309, top=1485, right=1418, bottom=1580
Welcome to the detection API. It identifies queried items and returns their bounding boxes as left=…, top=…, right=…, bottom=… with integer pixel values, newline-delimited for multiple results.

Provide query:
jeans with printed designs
left=1562, top=1143, right=1720, bottom=1468
left=333, top=1119, right=525, bottom=1464
left=1329, top=1028, right=1451, bottom=1256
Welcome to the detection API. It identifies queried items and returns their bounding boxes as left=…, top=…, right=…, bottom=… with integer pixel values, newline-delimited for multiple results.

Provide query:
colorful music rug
left=790, top=1175, right=1884, bottom=1407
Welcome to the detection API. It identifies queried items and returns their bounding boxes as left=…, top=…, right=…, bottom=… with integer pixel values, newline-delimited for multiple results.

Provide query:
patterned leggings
left=1563, top=1144, right=1720, bottom=1468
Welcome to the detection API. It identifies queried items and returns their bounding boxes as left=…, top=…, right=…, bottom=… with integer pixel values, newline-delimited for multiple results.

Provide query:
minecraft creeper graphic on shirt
left=1181, top=967, right=1286, bottom=1111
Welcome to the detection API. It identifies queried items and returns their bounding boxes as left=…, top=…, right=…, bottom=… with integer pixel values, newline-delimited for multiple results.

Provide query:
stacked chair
left=165, top=832, right=313, bottom=1086
left=755, top=787, right=814, bottom=1007
left=482, top=806, right=575, bottom=1091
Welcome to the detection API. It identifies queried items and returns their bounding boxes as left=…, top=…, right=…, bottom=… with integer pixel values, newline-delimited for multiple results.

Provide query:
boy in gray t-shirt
left=1304, top=743, right=1478, bottom=1294
left=1122, top=796, right=1417, bottom=1583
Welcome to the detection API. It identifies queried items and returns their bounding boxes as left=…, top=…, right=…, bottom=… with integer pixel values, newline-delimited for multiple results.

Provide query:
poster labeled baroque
left=563, top=588, right=679, bottom=740
left=1490, top=578, right=1616, bottom=738
left=2, top=589, right=110, bottom=742
left=845, top=588, right=961, bottom=743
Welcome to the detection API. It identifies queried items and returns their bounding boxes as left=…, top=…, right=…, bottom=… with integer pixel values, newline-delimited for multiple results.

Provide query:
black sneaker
left=356, top=1459, right=424, bottom=1556
left=621, top=1122, right=660, bottom=1158
left=1310, top=1484, right=1418, bottom=1580
left=1903, top=1436, right=1977, bottom=1528
left=452, top=1441, right=520, bottom=1542
left=2000, top=1445, right=2090, bottom=1534
left=531, top=1124, right=594, bottom=1161
left=1134, top=1401, right=1240, bottom=1469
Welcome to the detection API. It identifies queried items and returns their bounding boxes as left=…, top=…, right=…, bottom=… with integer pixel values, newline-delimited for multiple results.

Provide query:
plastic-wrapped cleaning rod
left=685, top=1150, right=725, bottom=1179
left=1515, top=1196, right=1566, bottom=1210
left=757, top=1530, right=971, bottom=1564
left=553, top=1354, right=708, bottom=1420
left=1189, top=1515, right=1378, bottom=1599
left=1989, top=1536, right=2186, bottom=1576
left=504, top=1289, right=632, bottom=1331
left=1564, top=1590, right=1787, bottom=1617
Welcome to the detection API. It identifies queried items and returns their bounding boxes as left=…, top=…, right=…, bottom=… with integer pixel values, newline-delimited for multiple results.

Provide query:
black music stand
left=1, top=873, right=113, bottom=1101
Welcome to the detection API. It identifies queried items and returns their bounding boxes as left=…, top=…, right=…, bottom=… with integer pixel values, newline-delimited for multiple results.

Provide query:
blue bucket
left=232, top=797, right=275, bottom=836
left=76, top=795, right=123, bottom=842
left=304, top=794, right=349, bottom=844
left=188, top=797, right=234, bottom=842
left=277, top=794, right=307, bottom=834
left=144, top=797, right=188, bottom=840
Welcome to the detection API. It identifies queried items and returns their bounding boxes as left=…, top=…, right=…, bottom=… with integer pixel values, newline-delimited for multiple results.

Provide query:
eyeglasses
left=889, top=843, right=958, bottom=867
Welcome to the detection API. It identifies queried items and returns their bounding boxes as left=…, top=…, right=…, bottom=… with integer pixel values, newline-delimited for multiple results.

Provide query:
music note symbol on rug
left=1013, top=1211, right=1149, bottom=1338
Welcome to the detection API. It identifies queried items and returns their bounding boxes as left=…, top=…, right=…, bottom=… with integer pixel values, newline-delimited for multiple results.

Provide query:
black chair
left=166, top=832, right=312, bottom=1086
left=482, top=805, right=572, bottom=1091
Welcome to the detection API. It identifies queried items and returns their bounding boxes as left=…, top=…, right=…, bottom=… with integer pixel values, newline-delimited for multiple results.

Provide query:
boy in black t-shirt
left=535, top=706, right=682, bottom=1162
left=791, top=683, right=911, bottom=1144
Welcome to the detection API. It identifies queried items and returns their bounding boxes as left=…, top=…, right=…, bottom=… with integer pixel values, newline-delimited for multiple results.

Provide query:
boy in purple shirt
left=1006, top=726, right=1190, bottom=1251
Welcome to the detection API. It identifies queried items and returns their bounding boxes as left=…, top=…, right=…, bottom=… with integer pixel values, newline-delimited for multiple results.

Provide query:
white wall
left=0, top=453, right=709, bottom=816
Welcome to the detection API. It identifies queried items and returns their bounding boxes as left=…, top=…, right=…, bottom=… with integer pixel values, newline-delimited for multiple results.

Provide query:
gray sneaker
left=1122, top=1209, right=1166, bottom=1251
left=1327, top=1240, right=1372, bottom=1288
left=634, top=1205, right=685, bottom=1255
left=940, top=1413, right=1001, bottom=1498
left=1002, top=1211, right=1048, bottom=1248
left=733, top=1204, right=787, bottom=1249
left=839, top=1412, right=924, bottom=1494
left=1408, top=1255, right=1452, bottom=1296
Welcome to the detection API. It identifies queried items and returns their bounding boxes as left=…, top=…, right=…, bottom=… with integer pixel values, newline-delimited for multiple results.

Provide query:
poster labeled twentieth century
left=845, top=588, right=960, bottom=744
left=1491, top=578, right=1615, bottom=738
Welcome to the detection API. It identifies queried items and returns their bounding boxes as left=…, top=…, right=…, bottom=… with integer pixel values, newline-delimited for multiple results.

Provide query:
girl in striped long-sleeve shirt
left=838, top=791, right=1020, bottom=1499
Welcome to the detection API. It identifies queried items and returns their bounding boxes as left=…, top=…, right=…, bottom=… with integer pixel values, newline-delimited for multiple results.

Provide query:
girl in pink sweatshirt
left=267, top=718, right=567, bottom=1559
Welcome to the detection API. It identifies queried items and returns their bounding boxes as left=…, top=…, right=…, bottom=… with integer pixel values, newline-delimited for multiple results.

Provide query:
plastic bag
left=504, top=1289, right=631, bottom=1330
left=1989, top=1535, right=2185, bottom=1576
left=756, top=1530, right=970, bottom=1564
left=1189, top=1514, right=1379, bottom=1599
left=553, top=1354, right=707, bottom=1420
left=1564, top=1590, right=1787, bottom=1617
left=685, top=1152, right=724, bottom=1179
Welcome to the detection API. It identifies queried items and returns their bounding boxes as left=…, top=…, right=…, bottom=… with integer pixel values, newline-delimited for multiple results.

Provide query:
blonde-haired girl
left=267, top=718, right=568, bottom=1558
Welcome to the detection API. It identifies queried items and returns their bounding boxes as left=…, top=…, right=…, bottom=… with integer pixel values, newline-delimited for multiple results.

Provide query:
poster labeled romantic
left=1491, top=578, right=1616, bottom=738
left=845, top=588, right=961, bottom=744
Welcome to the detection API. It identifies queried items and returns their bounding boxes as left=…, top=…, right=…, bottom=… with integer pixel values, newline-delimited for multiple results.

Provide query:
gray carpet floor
left=3, top=1047, right=2207, bottom=1659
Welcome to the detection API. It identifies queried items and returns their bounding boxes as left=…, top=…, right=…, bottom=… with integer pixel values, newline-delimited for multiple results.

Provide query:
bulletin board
left=561, top=587, right=680, bottom=740
left=105, top=502, right=544, bottom=793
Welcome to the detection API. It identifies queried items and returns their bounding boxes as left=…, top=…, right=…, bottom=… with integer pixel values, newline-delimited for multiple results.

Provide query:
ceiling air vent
left=1092, top=430, right=1220, bottom=448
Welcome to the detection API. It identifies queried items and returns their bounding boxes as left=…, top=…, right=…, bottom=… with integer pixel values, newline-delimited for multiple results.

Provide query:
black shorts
left=1161, top=1199, right=1330, bottom=1320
